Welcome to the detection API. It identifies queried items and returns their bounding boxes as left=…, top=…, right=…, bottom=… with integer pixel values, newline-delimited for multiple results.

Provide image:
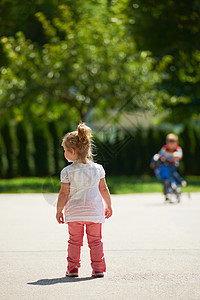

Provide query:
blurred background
left=0, top=0, right=200, bottom=193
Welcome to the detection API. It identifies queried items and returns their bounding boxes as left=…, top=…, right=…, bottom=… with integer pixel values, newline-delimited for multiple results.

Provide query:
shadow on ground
left=27, top=276, right=97, bottom=285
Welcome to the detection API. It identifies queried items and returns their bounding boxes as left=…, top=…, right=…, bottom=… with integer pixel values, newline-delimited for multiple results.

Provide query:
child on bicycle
left=151, top=133, right=186, bottom=200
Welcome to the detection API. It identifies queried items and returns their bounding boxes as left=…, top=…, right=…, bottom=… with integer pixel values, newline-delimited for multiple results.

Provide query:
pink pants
left=67, top=221, right=106, bottom=273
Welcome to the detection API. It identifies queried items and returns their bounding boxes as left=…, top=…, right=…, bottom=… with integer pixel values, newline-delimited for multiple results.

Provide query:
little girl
left=56, top=122, right=112, bottom=278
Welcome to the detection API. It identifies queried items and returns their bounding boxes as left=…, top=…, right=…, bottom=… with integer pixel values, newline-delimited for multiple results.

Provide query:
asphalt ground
left=0, top=192, right=200, bottom=300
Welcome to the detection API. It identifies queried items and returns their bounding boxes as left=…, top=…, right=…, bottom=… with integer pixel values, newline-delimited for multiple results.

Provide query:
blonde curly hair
left=61, top=122, right=93, bottom=163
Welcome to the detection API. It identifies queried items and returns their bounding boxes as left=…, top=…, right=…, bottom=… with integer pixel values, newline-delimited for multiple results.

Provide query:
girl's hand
left=56, top=212, right=65, bottom=224
left=105, top=206, right=112, bottom=219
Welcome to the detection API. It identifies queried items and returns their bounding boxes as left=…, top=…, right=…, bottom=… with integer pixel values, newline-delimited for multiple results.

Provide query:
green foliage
left=0, top=131, right=8, bottom=177
left=0, top=117, right=199, bottom=178
left=0, top=0, right=199, bottom=125
left=1, top=119, right=19, bottom=177
left=16, top=119, right=36, bottom=176
left=48, top=120, right=68, bottom=172
left=32, top=119, right=56, bottom=176
left=0, top=0, right=199, bottom=180
left=126, top=0, right=200, bottom=124
left=0, top=3, right=162, bottom=123
left=0, top=0, right=61, bottom=44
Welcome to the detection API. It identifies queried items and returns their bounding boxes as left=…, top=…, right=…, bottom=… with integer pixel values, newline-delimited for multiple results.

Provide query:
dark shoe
left=92, top=272, right=104, bottom=278
left=66, top=268, right=78, bottom=277
left=165, top=194, right=170, bottom=201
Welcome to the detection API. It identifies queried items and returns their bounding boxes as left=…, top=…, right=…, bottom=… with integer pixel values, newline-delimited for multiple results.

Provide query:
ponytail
left=61, top=121, right=93, bottom=163
left=77, top=122, right=92, bottom=143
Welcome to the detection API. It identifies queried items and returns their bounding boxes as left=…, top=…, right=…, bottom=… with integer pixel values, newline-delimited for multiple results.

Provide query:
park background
left=0, top=0, right=200, bottom=193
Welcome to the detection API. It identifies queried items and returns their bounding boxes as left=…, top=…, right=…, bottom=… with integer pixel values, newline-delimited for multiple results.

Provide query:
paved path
left=0, top=192, right=200, bottom=300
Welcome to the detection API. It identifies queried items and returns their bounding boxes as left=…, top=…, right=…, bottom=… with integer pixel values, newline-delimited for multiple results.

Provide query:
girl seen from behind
left=56, top=122, right=112, bottom=278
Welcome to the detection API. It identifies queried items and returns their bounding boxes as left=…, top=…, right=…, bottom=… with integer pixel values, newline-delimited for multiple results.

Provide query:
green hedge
left=0, top=118, right=200, bottom=178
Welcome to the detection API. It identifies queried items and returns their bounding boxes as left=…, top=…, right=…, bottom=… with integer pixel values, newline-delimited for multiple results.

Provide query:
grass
left=0, top=176, right=200, bottom=194
left=106, top=176, right=200, bottom=194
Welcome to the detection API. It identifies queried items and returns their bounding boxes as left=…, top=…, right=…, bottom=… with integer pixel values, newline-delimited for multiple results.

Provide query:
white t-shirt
left=60, top=159, right=106, bottom=223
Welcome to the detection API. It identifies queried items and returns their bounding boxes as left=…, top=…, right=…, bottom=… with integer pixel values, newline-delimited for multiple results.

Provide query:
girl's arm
left=56, top=183, right=70, bottom=224
left=99, top=178, right=112, bottom=219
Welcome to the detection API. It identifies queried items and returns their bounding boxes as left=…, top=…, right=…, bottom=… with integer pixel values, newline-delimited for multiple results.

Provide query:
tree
left=0, top=2, right=163, bottom=124
left=126, top=0, right=200, bottom=124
